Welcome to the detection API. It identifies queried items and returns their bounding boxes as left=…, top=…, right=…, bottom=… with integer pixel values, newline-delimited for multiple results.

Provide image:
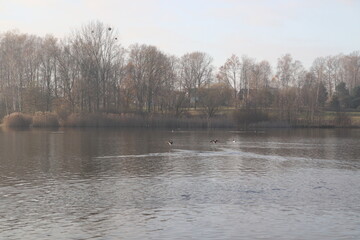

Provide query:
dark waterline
left=0, top=128, right=359, bottom=239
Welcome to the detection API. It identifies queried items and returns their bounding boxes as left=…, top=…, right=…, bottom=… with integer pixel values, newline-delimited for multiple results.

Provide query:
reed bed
left=2, top=111, right=359, bottom=129
left=62, top=113, right=235, bottom=129
left=3, top=112, right=32, bottom=128
left=32, top=112, right=60, bottom=128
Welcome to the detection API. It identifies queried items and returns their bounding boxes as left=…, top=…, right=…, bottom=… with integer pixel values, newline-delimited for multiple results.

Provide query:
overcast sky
left=0, top=0, right=359, bottom=68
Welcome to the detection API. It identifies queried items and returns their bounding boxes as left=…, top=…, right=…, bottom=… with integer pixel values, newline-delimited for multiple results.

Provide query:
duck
left=210, top=139, right=218, bottom=144
left=167, top=140, right=173, bottom=146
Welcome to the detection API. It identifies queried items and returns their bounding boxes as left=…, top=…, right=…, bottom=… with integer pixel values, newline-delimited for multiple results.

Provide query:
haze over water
left=0, top=128, right=359, bottom=239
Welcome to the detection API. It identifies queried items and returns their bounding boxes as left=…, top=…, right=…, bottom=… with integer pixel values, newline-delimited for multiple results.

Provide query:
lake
left=0, top=128, right=359, bottom=239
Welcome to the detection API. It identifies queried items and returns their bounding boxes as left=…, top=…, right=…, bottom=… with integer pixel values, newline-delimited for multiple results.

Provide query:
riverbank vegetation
left=0, top=21, right=359, bottom=129
left=2, top=109, right=359, bottom=129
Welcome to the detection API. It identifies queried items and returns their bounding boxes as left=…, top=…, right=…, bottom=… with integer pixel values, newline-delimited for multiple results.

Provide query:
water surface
left=0, top=128, right=359, bottom=239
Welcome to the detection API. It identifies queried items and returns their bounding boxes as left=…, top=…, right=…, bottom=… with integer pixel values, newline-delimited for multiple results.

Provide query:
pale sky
left=0, top=0, right=359, bottom=69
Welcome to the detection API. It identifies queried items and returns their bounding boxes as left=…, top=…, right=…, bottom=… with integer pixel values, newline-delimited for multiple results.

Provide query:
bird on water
left=210, top=139, right=218, bottom=144
left=168, top=140, right=173, bottom=146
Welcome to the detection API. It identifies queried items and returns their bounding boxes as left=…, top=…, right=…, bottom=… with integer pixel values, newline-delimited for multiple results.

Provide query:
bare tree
left=0, top=31, right=39, bottom=113
left=311, top=57, right=329, bottom=114
left=56, top=39, right=81, bottom=112
left=323, top=56, right=336, bottom=98
left=180, top=52, right=213, bottom=108
left=128, top=44, right=172, bottom=113
left=217, top=54, right=241, bottom=107
left=258, top=60, right=272, bottom=88
left=240, top=55, right=255, bottom=106
left=246, top=60, right=273, bottom=110
left=276, top=54, right=304, bottom=88
left=343, top=51, right=360, bottom=90
left=70, top=21, right=124, bottom=112
left=198, top=83, right=231, bottom=119
left=275, top=54, right=306, bottom=122
left=156, top=55, right=179, bottom=113
left=39, top=35, right=59, bottom=111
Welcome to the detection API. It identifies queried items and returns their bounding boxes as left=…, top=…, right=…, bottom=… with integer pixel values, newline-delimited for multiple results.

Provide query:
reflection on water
left=0, top=128, right=360, bottom=239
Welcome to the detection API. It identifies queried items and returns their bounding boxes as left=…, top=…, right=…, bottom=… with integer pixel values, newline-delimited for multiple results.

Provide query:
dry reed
left=62, top=112, right=235, bottom=129
left=3, top=112, right=32, bottom=128
left=32, top=112, right=60, bottom=128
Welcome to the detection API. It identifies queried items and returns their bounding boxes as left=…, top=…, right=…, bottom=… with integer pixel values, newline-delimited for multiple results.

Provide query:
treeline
left=0, top=21, right=359, bottom=127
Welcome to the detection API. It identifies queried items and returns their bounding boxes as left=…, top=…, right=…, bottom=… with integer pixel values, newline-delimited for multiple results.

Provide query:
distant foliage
left=3, top=112, right=32, bottom=128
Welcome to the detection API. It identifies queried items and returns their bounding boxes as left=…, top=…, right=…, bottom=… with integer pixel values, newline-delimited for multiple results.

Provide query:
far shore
left=1, top=111, right=359, bottom=130
left=1, top=121, right=359, bottom=130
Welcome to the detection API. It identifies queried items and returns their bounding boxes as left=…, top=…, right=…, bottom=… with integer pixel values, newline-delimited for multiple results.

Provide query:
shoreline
left=1, top=124, right=360, bottom=130
left=2, top=111, right=359, bottom=129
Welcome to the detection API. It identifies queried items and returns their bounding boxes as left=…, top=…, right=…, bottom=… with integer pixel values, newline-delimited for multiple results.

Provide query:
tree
left=324, top=56, right=336, bottom=98
left=329, top=95, right=340, bottom=110
left=276, top=54, right=293, bottom=88
left=335, top=82, right=349, bottom=97
left=258, top=60, right=272, bottom=88
left=198, top=83, right=231, bottom=119
left=0, top=31, right=43, bottom=114
left=311, top=57, right=331, bottom=108
left=317, top=81, right=328, bottom=107
left=39, top=35, right=59, bottom=111
left=276, top=54, right=305, bottom=88
left=180, top=52, right=213, bottom=108
left=217, top=54, right=241, bottom=107
left=343, top=51, right=360, bottom=90
left=248, top=60, right=272, bottom=94
left=350, top=85, right=360, bottom=109
left=239, top=55, right=255, bottom=106
left=275, top=54, right=305, bottom=122
left=128, top=44, right=173, bottom=113
left=242, top=60, right=273, bottom=110
left=56, top=40, right=81, bottom=111
left=70, top=21, right=124, bottom=112
left=335, top=82, right=350, bottom=108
